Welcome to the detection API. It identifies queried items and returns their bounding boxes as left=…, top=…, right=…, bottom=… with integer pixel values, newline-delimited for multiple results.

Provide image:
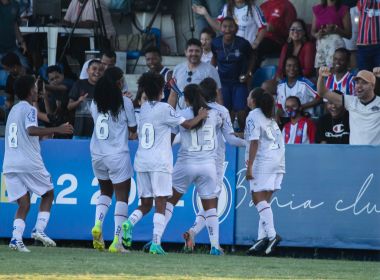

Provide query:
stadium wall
left=0, top=140, right=379, bottom=250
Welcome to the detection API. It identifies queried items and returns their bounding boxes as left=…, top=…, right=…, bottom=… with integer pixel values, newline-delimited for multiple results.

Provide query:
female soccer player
left=90, top=67, right=137, bottom=253
left=245, top=88, right=285, bottom=255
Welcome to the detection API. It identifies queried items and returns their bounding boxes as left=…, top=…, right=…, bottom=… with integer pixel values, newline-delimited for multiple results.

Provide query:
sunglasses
left=187, top=71, right=193, bottom=83
left=289, top=28, right=304, bottom=33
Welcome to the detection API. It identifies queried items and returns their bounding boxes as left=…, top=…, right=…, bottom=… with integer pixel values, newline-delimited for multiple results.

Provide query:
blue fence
left=0, top=140, right=379, bottom=250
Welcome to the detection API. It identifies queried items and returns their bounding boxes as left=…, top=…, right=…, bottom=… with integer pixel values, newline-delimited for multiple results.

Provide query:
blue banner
left=234, top=145, right=380, bottom=250
left=0, top=140, right=236, bottom=245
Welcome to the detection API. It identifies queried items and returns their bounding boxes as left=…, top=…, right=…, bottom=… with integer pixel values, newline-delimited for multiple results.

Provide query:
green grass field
left=0, top=245, right=379, bottom=280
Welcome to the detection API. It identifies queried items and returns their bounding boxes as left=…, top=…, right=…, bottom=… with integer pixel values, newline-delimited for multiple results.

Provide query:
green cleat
left=122, top=220, right=133, bottom=248
left=109, top=236, right=129, bottom=253
left=149, top=243, right=167, bottom=255
left=91, top=221, right=105, bottom=251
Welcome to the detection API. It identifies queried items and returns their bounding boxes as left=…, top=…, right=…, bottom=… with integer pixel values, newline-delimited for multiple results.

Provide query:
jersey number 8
left=8, top=123, right=18, bottom=148
left=95, top=114, right=110, bottom=140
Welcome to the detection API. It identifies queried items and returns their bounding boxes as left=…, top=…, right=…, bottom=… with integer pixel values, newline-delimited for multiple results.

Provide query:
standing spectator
left=325, top=48, right=355, bottom=96
left=276, top=56, right=320, bottom=122
left=256, top=0, right=297, bottom=67
left=211, top=17, right=254, bottom=129
left=144, top=47, right=172, bottom=103
left=200, top=28, right=216, bottom=64
left=67, top=60, right=104, bottom=139
left=277, top=19, right=316, bottom=79
left=0, top=0, right=29, bottom=69
left=191, top=0, right=224, bottom=38
left=311, top=0, right=352, bottom=68
left=316, top=90, right=350, bottom=144
left=356, top=0, right=380, bottom=71
left=318, top=67, right=380, bottom=145
left=193, top=0, right=267, bottom=48
left=342, top=2, right=360, bottom=69
left=168, top=39, right=222, bottom=110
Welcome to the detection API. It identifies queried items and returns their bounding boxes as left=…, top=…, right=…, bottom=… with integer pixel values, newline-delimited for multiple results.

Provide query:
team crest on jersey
left=296, top=128, right=303, bottom=136
left=192, top=162, right=233, bottom=224
left=371, top=106, right=380, bottom=112
left=27, top=109, right=36, bottom=123
left=234, top=49, right=240, bottom=58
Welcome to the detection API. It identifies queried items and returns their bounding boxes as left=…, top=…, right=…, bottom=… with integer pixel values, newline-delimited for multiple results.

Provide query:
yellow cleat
left=91, top=221, right=105, bottom=251
left=109, top=236, right=130, bottom=253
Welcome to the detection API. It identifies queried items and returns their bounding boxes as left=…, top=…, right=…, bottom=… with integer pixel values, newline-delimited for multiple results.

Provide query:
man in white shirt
left=317, top=67, right=380, bottom=145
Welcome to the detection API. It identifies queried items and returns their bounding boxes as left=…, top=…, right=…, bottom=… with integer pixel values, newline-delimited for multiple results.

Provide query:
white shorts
left=136, top=171, right=172, bottom=198
left=4, top=170, right=53, bottom=202
left=172, top=161, right=218, bottom=199
left=249, top=173, right=283, bottom=193
left=92, top=153, right=133, bottom=184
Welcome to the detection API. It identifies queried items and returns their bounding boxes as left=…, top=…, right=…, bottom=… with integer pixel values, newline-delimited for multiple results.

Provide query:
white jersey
left=134, top=101, right=186, bottom=173
left=90, top=97, right=137, bottom=159
left=244, top=108, right=285, bottom=174
left=218, top=4, right=266, bottom=44
left=3, top=101, right=47, bottom=174
left=174, top=108, right=221, bottom=163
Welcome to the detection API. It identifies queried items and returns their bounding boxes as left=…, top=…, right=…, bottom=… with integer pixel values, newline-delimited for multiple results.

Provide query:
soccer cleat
left=210, top=246, right=224, bottom=256
left=246, top=238, right=269, bottom=255
left=9, top=238, right=30, bottom=252
left=183, top=230, right=195, bottom=253
left=109, top=236, right=130, bottom=253
left=265, top=234, right=282, bottom=255
left=122, top=220, right=133, bottom=248
left=91, top=221, right=105, bottom=251
left=149, top=243, right=167, bottom=255
left=31, top=229, right=56, bottom=247
left=142, top=240, right=152, bottom=252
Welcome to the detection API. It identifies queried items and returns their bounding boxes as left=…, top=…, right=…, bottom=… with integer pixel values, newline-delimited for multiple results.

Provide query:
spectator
left=276, top=56, right=321, bottom=123
left=193, top=0, right=267, bottom=48
left=80, top=50, right=116, bottom=79
left=374, top=67, right=380, bottom=96
left=256, top=0, right=297, bottom=67
left=200, top=28, right=216, bottom=64
left=211, top=17, right=254, bottom=129
left=342, top=3, right=360, bottom=69
left=277, top=19, right=316, bottom=79
left=191, top=0, right=224, bottom=38
left=144, top=47, right=172, bottom=102
left=311, top=0, right=352, bottom=68
left=67, top=60, right=104, bottom=139
left=324, top=48, right=355, bottom=96
left=168, top=39, right=222, bottom=109
left=0, top=0, right=29, bottom=69
left=317, top=67, right=380, bottom=145
left=316, top=90, right=350, bottom=144
left=356, top=0, right=380, bottom=71
left=282, top=96, right=316, bottom=144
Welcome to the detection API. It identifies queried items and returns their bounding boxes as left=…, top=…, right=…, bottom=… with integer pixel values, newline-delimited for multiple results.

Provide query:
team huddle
left=3, top=68, right=285, bottom=256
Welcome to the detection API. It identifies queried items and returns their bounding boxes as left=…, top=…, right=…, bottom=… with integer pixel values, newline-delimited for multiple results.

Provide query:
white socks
left=256, top=201, right=276, bottom=240
left=257, top=217, right=267, bottom=240
left=114, top=201, right=128, bottom=242
left=153, top=213, right=165, bottom=245
left=95, top=195, right=112, bottom=225
left=35, top=211, right=50, bottom=232
left=205, top=208, right=219, bottom=248
left=12, top=219, right=25, bottom=240
left=190, top=210, right=206, bottom=235
left=128, top=209, right=143, bottom=226
left=164, top=202, right=174, bottom=229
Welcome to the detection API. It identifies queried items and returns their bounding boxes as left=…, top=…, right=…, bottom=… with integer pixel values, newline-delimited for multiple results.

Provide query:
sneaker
left=9, top=238, right=30, bottom=252
left=149, top=243, right=167, bottom=255
left=122, top=220, right=133, bottom=248
left=142, top=240, right=152, bottom=253
left=31, top=229, right=56, bottom=247
left=265, top=234, right=282, bottom=255
left=246, top=238, right=269, bottom=255
left=183, top=230, right=195, bottom=253
left=109, top=236, right=130, bottom=253
left=91, top=221, right=105, bottom=251
left=210, top=246, right=224, bottom=256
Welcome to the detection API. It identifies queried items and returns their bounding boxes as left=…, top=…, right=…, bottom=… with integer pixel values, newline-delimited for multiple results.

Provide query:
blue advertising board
left=0, top=140, right=236, bottom=245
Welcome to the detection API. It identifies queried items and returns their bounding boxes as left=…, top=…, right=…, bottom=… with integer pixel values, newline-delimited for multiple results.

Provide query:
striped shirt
left=325, top=72, right=356, bottom=96
left=357, top=0, right=380, bottom=45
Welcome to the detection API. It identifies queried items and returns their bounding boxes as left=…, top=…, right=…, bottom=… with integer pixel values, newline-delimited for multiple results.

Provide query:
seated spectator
left=200, top=28, right=216, bottom=64
left=67, top=60, right=104, bottom=139
left=256, top=0, right=297, bottom=67
left=282, top=96, right=316, bottom=144
left=277, top=19, right=316, bottom=79
left=80, top=50, right=116, bottom=79
left=316, top=90, right=350, bottom=144
left=276, top=56, right=321, bottom=124
left=1, top=52, right=29, bottom=110
left=311, top=0, right=351, bottom=68
left=325, top=48, right=355, bottom=95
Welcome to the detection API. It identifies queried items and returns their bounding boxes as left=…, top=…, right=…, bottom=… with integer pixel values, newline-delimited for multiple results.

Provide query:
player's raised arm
left=317, top=67, right=343, bottom=106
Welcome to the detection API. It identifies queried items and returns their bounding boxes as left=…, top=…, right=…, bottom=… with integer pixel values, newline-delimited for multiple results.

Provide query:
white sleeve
left=224, top=133, right=246, bottom=147
left=25, top=107, right=38, bottom=129
left=217, top=5, right=227, bottom=20
left=210, top=67, right=222, bottom=89
left=343, top=95, right=355, bottom=111
left=164, top=104, right=186, bottom=128
left=123, top=97, right=137, bottom=127
left=79, top=60, right=90, bottom=80
left=221, top=110, right=234, bottom=136
left=276, top=86, right=285, bottom=110
left=246, top=113, right=260, bottom=141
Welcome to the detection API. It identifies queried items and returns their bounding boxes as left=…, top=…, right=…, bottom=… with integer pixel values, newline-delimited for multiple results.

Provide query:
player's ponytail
left=250, top=87, right=274, bottom=119
left=184, top=84, right=210, bottom=129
